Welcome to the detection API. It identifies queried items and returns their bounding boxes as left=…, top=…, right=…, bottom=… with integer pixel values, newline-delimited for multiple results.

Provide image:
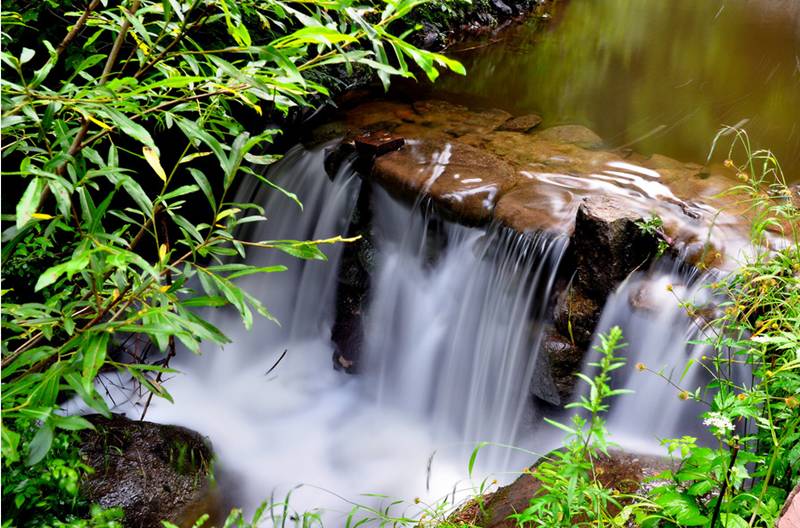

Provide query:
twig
left=56, top=0, right=103, bottom=57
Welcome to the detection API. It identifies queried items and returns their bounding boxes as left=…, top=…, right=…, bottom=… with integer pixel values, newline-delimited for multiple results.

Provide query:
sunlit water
left=431, top=0, right=800, bottom=180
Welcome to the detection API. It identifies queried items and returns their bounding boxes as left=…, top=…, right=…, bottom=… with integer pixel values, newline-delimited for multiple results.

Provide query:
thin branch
left=56, top=0, right=103, bottom=57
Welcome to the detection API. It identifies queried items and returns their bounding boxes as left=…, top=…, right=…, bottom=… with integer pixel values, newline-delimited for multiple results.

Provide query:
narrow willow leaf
left=16, top=177, right=45, bottom=229
left=143, top=146, right=167, bottom=182
left=26, top=423, right=54, bottom=466
left=82, top=332, right=110, bottom=394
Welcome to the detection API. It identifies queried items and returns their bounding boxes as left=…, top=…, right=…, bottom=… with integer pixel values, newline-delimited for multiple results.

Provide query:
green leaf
left=16, top=177, right=45, bottom=229
left=718, top=513, right=748, bottom=528
left=50, top=414, right=95, bottom=431
left=26, top=423, right=54, bottom=465
left=82, top=332, right=110, bottom=394
left=35, top=251, right=91, bottom=291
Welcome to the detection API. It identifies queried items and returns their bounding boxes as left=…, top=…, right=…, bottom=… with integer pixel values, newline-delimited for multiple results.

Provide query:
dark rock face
left=573, top=196, right=659, bottom=300
left=455, top=451, right=673, bottom=528
left=331, top=182, right=374, bottom=373
left=81, top=415, right=217, bottom=528
left=531, top=329, right=583, bottom=406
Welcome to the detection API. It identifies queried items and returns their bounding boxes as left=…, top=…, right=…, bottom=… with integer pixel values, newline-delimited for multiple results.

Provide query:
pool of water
left=429, top=0, right=800, bottom=180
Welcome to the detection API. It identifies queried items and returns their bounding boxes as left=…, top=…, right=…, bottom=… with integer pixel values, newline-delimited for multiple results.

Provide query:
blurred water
left=145, top=143, right=567, bottom=521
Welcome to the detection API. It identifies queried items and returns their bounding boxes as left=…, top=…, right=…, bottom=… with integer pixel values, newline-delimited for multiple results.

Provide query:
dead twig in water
left=265, top=349, right=289, bottom=377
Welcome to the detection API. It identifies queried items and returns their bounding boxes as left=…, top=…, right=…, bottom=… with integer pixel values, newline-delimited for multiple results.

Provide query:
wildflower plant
left=644, top=128, right=800, bottom=528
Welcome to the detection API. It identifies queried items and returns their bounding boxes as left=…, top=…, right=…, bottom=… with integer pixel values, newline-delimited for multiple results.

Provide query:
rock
left=790, top=183, right=800, bottom=209
left=553, top=287, right=601, bottom=348
left=490, top=0, right=514, bottom=17
left=332, top=183, right=374, bottom=373
left=323, top=140, right=355, bottom=179
left=354, top=131, right=405, bottom=157
left=81, top=415, right=218, bottom=528
left=499, top=114, right=542, bottom=133
left=372, top=139, right=516, bottom=224
left=494, top=179, right=580, bottom=235
left=531, top=329, right=583, bottom=406
left=573, top=196, right=659, bottom=300
left=458, top=451, right=673, bottom=528
left=534, top=124, right=604, bottom=149
left=778, top=484, right=800, bottom=528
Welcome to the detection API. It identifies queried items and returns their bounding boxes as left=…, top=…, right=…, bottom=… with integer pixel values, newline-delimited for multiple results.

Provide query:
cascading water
left=364, top=186, right=567, bottom=468
left=585, top=262, right=746, bottom=452
left=145, top=141, right=568, bottom=519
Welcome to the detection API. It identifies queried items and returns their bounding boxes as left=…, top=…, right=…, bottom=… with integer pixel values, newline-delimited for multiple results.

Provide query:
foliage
left=644, top=128, right=800, bottom=527
left=1, top=0, right=463, bottom=525
left=635, top=214, right=669, bottom=258
left=507, top=326, right=642, bottom=527
left=1, top=418, right=124, bottom=528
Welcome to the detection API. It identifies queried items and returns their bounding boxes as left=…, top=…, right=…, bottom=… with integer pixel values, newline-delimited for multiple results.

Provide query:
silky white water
left=141, top=142, right=567, bottom=521
left=109, top=139, right=727, bottom=523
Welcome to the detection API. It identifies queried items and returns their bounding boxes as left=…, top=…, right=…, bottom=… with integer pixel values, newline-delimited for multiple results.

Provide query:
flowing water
left=147, top=144, right=569, bottom=520
left=138, top=0, right=791, bottom=520
left=432, top=0, right=800, bottom=180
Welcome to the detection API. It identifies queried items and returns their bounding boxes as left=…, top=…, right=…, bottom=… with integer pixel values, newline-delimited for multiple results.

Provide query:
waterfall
left=365, top=186, right=567, bottom=467
left=586, top=262, right=745, bottom=452
left=145, top=142, right=568, bottom=519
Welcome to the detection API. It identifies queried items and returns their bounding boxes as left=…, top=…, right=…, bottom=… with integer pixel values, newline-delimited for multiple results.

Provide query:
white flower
left=703, top=412, right=734, bottom=434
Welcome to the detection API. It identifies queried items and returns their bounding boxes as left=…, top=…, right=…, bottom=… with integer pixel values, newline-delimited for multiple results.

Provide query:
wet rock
left=789, top=183, right=800, bottom=209
left=490, top=0, right=514, bottom=17
left=573, top=196, right=659, bottom=300
left=530, top=329, right=583, bottom=406
left=354, top=131, right=405, bottom=157
left=372, top=139, right=516, bottom=224
left=324, top=140, right=355, bottom=179
left=553, top=287, right=601, bottom=348
left=332, top=182, right=374, bottom=373
left=534, top=124, right=603, bottom=149
left=81, top=415, right=217, bottom=528
left=499, top=113, right=543, bottom=132
left=458, top=451, right=673, bottom=528
left=778, top=484, right=800, bottom=528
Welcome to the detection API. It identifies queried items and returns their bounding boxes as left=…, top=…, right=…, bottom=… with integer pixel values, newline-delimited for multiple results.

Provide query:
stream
left=144, top=0, right=798, bottom=523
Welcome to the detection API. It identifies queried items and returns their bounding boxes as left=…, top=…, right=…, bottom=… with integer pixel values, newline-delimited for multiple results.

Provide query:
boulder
left=81, top=415, right=218, bottom=528
left=456, top=451, right=672, bottom=528
left=573, top=196, right=659, bottom=300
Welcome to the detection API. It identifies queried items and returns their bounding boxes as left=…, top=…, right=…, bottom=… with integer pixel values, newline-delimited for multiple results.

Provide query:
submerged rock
left=81, top=415, right=218, bottom=528
left=498, top=113, right=542, bottom=132
left=533, top=124, right=603, bottom=148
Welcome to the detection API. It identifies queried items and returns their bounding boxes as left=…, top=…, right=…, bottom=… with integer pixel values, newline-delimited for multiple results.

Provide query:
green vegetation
left=508, top=326, right=633, bottom=526
left=0, top=0, right=462, bottom=525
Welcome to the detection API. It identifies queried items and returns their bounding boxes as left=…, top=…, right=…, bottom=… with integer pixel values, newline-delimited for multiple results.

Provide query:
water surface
left=432, top=0, right=800, bottom=180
